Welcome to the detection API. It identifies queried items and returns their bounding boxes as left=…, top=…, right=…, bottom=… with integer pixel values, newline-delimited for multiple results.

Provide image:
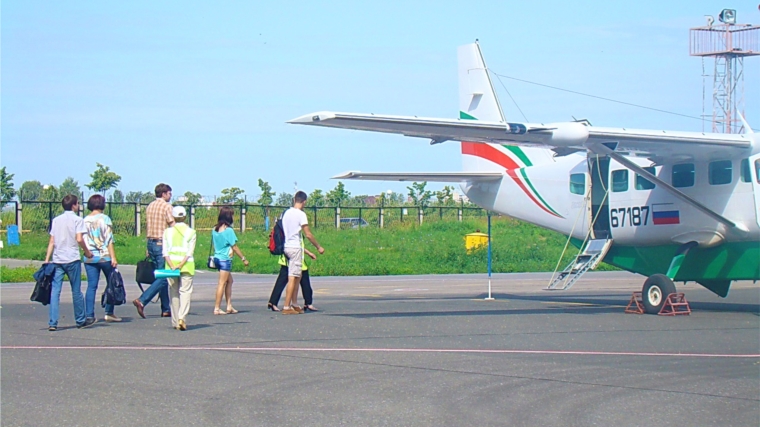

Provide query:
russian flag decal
left=652, top=203, right=680, bottom=225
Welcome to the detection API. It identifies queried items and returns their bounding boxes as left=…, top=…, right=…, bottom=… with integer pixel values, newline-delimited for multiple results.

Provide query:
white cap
left=172, top=206, right=187, bottom=218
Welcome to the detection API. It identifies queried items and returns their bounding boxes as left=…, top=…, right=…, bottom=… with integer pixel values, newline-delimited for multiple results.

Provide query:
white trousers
left=168, top=274, right=193, bottom=327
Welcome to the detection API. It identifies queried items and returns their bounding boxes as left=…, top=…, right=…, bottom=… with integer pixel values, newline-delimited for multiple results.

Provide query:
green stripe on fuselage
left=519, top=168, right=561, bottom=217
left=504, top=146, right=532, bottom=167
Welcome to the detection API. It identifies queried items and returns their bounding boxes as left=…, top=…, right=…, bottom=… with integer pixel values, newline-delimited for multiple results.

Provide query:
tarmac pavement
left=1, top=264, right=758, bottom=427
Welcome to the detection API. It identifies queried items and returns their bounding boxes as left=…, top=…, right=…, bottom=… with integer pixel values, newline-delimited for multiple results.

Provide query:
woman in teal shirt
left=212, top=207, right=249, bottom=315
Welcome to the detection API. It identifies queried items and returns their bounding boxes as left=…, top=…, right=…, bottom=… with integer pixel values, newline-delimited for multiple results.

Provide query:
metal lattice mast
left=690, top=13, right=758, bottom=134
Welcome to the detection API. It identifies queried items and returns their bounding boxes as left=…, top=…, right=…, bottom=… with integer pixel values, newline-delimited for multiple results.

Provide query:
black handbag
left=207, top=233, right=217, bottom=269
left=135, top=257, right=155, bottom=291
left=30, top=274, right=52, bottom=305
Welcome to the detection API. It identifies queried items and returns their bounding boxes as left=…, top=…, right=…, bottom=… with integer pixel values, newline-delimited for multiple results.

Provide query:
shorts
left=214, top=258, right=232, bottom=272
left=283, top=247, right=303, bottom=277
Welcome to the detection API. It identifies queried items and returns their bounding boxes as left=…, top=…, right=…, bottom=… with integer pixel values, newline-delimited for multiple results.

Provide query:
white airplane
left=289, top=42, right=760, bottom=314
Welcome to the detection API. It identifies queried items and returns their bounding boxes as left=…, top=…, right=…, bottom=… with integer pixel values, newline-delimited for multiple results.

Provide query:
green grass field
left=0, top=217, right=606, bottom=282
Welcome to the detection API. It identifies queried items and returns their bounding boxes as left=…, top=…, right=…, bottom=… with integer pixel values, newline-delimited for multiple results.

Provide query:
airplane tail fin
left=458, top=42, right=555, bottom=171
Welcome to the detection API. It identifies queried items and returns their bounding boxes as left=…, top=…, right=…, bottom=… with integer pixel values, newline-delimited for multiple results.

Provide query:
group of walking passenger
left=42, top=184, right=324, bottom=331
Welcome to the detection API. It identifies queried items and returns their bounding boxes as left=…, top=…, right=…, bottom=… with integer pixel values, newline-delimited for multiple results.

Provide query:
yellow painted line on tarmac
left=351, top=294, right=382, bottom=298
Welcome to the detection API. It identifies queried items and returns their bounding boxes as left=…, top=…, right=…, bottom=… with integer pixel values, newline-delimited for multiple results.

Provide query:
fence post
left=313, top=207, right=317, bottom=229
left=379, top=207, right=384, bottom=228
left=134, top=203, right=141, bottom=236
left=190, top=205, right=196, bottom=230
left=419, top=206, right=424, bottom=225
left=335, top=207, right=340, bottom=229
left=78, top=202, right=84, bottom=218
left=17, top=202, right=23, bottom=234
left=241, top=203, right=247, bottom=233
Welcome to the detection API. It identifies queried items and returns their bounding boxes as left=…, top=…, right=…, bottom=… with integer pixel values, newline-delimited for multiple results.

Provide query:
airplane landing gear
left=641, top=274, right=677, bottom=314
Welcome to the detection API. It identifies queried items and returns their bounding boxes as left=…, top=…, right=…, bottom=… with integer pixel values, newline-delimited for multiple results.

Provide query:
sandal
left=226, top=307, right=239, bottom=314
left=213, top=309, right=227, bottom=315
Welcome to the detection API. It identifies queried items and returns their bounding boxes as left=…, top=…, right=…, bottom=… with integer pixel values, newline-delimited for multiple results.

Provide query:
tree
left=140, top=191, right=155, bottom=203
left=19, top=180, right=43, bottom=201
left=257, top=179, right=274, bottom=205
left=326, top=181, right=351, bottom=206
left=306, top=189, right=325, bottom=207
left=0, top=167, right=15, bottom=200
left=86, top=163, right=121, bottom=195
left=40, top=185, right=59, bottom=202
left=126, top=191, right=154, bottom=204
left=217, top=187, right=244, bottom=204
left=183, top=191, right=202, bottom=205
left=435, top=186, right=455, bottom=205
left=407, top=181, right=432, bottom=206
left=125, top=191, right=142, bottom=203
left=275, top=192, right=293, bottom=206
left=59, top=177, right=81, bottom=198
left=109, top=189, right=125, bottom=203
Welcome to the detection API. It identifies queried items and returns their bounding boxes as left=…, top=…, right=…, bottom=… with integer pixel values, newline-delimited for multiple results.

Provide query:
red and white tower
left=690, top=9, right=759, bottom=133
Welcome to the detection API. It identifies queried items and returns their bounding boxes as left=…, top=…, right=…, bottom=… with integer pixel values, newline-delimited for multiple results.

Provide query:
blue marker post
left=485, top=213, right=494, bottom=300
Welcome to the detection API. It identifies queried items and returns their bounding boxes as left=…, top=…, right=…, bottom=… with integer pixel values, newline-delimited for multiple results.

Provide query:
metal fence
left=0, top=201, right=486, bottom=235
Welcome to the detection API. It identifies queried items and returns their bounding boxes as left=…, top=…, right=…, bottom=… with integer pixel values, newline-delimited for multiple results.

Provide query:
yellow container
left=465, top=232, right=489, bottom=251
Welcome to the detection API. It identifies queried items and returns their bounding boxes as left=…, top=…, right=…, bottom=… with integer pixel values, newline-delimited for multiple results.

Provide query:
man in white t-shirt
left=281, top=191, right=324, bottom=315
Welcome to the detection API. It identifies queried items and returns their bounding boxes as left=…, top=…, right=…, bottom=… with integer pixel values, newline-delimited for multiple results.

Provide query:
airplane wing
left=332, top=171, right=503, bottom=182
left=288, top=112, right=755, bottom=161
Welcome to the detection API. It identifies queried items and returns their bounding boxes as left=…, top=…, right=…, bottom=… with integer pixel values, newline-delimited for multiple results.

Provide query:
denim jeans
left=84, top=262, right=115, bottom=318
left=138, top=240, right=170, bottom=313
left=49, top=261, right=85, bottom=327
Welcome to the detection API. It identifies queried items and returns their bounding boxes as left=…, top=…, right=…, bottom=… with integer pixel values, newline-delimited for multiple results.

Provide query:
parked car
left=340, top=217, right=368, bottom=228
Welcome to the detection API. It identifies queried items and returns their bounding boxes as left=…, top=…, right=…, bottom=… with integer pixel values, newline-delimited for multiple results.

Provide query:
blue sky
left=2, top=1, right=758, bottom=200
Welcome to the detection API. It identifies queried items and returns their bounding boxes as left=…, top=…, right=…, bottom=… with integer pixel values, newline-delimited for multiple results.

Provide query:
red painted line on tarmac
left=2, top=345, right=758, bottom=358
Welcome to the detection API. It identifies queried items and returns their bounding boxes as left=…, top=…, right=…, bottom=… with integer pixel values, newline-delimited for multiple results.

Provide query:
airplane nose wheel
left=641, top=274, right=677, bottom=314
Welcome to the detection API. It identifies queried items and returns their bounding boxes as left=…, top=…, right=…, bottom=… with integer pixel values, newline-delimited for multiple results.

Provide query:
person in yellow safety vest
left=162, top=206, right=196, bottom=331
left=267, top=242, right=317, bottom=312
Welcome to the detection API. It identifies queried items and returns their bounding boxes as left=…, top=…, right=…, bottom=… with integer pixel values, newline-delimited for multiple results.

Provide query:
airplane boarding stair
left=546, top=239, right=613, bottom=290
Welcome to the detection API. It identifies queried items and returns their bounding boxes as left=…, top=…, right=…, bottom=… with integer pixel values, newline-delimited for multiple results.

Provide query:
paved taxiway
left=1, top=266, right=758, bottom=427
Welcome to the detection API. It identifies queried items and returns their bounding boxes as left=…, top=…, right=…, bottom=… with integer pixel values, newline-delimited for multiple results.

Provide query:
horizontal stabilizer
left=332, top=171, right=503, bottom=182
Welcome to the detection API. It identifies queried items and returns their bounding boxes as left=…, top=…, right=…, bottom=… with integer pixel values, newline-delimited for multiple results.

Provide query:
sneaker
left=104, top=314, right=122, bottom=323
left=48, top=326, right=57, bottom=332
left=78, top=317, right=97, bottom=329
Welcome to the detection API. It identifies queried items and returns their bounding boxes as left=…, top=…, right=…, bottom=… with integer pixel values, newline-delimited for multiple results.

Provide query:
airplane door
left=752, top=154, right=760, bottom=228
left=589, top=155, right=611, bottom=239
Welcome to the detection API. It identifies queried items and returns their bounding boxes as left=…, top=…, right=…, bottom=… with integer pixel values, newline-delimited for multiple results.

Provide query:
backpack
left=102, top=268, right=127, bottom=307
left=268, top=210, right=287, bottom=255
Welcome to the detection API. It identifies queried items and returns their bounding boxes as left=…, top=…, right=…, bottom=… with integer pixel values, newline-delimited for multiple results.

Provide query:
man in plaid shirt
left=133, top=183, right=175, bottom=318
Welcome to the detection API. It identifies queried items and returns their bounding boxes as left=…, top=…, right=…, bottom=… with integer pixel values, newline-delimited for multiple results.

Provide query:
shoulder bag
left=207, top=231, right=217, bottom=269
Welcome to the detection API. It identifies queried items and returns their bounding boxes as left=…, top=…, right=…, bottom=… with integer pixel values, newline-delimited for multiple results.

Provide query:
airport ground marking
left=2, top=345, right=758, bottom=358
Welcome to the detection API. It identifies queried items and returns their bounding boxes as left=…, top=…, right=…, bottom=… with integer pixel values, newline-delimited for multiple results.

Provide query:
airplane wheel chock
left=658, top=293, right=691, bottom=316
left=625, top=292, right=645, bottom=314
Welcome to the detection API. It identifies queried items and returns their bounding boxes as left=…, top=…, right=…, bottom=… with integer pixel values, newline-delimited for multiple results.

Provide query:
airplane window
left=756, top=159, right=760, bottom=184
left=709, top=160, right=732, bottom=185
left=611, top=170, right=628, bottom=192
left=740, top=159, right=751, bottom=183
left=672, top=163, right=695, bottom=188
left=569, top=173, right=585, bottom=195
left=635, top=166, right=656, bottom=190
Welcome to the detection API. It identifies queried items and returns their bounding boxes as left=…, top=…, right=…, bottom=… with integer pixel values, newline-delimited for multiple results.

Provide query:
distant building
left=452, top=192, right=469, bottom=203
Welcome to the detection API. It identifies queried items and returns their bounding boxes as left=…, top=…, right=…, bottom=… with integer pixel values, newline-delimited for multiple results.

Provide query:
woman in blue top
left=212, top=207, right=249, bottom=315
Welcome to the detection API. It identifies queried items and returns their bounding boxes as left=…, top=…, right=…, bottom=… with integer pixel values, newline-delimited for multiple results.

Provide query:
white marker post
left=485, top=213, right=495, bottom=300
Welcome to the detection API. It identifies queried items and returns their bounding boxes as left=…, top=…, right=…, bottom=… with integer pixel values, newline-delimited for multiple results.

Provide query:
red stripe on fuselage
left=462, top=142, right=559, bottom=217
left=461, top=142, right=521, bottom=170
